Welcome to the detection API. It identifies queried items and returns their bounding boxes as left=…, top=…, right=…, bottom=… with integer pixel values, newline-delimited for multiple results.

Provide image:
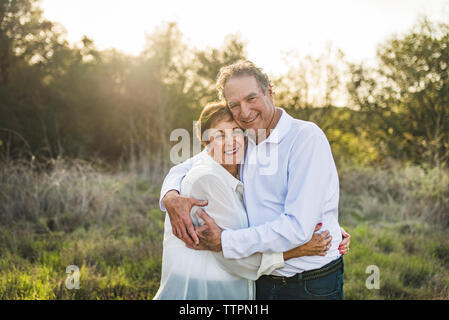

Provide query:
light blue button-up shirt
left=160, top=108, right=341, bottom=276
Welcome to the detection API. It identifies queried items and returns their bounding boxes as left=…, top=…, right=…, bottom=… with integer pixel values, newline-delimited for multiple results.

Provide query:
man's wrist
left=162, top=189, right=179, bottom=206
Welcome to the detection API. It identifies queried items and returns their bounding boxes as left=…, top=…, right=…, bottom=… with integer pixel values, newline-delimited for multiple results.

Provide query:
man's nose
left=240, top=103, right=251, bottom=119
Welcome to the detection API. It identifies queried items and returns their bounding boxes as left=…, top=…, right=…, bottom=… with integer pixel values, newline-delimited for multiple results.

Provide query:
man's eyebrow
left=228, top=93, right=258, bottom=106
left=244, top=93, right=258, bottom=99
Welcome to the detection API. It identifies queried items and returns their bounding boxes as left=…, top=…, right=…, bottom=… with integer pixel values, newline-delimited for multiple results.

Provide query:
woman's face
left=207, top=119, right=245, bottom=166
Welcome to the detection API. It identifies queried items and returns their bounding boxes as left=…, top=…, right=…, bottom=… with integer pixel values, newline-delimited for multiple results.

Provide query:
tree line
left=1, top=0, right=448, bottom=167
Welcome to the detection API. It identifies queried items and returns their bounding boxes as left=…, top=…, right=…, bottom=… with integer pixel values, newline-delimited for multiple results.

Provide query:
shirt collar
left=246, top=107, right=292, bottom=145
left=198, top=151, right=243, bottom=192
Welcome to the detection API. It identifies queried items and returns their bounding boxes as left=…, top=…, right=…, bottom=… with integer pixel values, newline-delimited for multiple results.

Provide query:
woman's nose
left=224, top=132, right=235, bottom=145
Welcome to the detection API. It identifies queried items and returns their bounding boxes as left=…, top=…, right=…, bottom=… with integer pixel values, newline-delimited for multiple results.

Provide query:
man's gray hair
left=216, top=60, right=271, bottom=100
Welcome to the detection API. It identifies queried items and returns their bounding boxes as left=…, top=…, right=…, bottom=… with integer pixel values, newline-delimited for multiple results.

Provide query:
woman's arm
left=283, top=225, right=332, bottom=260
left=212, top=225, right=334, bottom=280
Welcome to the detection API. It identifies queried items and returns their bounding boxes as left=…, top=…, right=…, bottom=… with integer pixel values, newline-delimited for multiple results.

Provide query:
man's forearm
left=159, top=173, right=184, bottom=211
left=220, top=132, right=335, bottom=259
left=161, top=189, right=179, bottom=210
left=159, top=154, right=199, bottom=211
left=221, top=214, right=311, bottom=260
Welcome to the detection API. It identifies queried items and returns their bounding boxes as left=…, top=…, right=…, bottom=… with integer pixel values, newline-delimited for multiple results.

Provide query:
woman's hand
left=338, top=227, right=351, bottom=255
left=283, top=224, right=332, bottom=260
left=162, top=190, right=207, bottom=247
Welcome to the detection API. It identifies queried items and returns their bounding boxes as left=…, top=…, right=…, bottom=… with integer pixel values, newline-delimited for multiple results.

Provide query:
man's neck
left=256, top=107, right=282, bottom=145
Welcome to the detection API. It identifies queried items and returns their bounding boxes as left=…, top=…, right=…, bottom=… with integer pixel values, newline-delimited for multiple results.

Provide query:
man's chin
left=239, top=119, right=263, bottom=131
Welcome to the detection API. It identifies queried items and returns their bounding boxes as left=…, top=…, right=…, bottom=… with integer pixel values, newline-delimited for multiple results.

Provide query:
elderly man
left=160, top=60, right=350, bottom=300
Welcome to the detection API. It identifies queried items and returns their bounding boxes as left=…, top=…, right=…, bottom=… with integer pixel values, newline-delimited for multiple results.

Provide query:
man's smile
left=240, top=113, right=259, bottom=124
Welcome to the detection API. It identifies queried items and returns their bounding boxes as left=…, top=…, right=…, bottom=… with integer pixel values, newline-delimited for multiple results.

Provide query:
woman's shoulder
left=183, top=164, right=226, bottom=188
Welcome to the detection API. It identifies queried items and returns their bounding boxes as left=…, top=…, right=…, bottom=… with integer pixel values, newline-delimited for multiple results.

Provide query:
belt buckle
left=270, top=275, right=287, bottom=285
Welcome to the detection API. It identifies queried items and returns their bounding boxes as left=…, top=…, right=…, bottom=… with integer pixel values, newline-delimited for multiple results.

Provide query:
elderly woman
left=154, top=102, right=340, bottom=300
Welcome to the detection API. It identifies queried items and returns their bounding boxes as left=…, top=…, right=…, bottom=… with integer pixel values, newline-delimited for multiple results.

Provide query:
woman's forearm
left=283, top=231, right=332, bottom=260
left=283, top=247, right=305, bottom=260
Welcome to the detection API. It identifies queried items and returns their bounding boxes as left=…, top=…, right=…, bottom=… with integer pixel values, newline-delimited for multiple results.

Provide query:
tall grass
left=339, top=162, right=449, bottom=227
left=0, top=157, right=448, bottom=299
left=0, top=156, right=166, bottom=229
left=0, top=156, right=166, bottom=299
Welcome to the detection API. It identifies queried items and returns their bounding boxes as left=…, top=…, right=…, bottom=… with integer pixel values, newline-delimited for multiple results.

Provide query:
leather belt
left=260, top=257, right=343, bottom=284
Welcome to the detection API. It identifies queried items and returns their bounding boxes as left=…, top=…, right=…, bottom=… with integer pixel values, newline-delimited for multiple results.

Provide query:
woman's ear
left=205, top=141, right=213, bottom=155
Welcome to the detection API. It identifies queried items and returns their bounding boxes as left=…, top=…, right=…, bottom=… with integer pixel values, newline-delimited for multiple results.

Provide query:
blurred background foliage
left=1, top=0, right=448, bottom=168
left=0, top=0, right=448, bottom=300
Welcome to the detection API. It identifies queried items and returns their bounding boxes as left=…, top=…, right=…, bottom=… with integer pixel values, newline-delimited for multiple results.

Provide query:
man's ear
left=267, top=84, right=274, bottom=100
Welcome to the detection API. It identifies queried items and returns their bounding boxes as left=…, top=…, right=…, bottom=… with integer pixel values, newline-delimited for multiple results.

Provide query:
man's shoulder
left=287, top=116, right=326, bottom=140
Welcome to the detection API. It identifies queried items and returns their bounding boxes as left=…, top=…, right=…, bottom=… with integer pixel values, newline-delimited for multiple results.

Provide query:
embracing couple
left=154, top=61, right=351, bottom=300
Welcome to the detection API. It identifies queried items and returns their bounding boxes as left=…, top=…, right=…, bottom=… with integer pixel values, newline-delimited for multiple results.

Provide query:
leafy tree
left=348, top=18, right=449, bottom=166
left=193, top=34, right=247, bottom=105
left=0, top=0, right=62, bottom=85
left=0, top=0, right=66, bottom=158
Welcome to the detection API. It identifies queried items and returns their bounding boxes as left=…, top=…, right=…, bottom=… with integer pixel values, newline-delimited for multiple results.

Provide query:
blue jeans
left=256, top=257, right=344, bottom=300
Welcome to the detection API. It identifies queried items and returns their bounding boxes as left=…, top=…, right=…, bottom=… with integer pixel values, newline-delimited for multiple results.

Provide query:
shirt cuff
left=159, top=187, right=181, bottom=212
left=221, top=229, right=234, bottom=259
left=257, top=252, right=285, bottom=278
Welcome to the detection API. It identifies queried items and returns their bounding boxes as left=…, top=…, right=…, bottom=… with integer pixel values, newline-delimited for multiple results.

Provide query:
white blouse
left=154, top=152, right=285, bottom=300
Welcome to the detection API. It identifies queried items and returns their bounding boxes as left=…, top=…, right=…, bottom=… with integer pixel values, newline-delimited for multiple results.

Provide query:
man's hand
left=283, top=223, right=332, bottom=260
left=188, top=209, right=223, bottom=252
left=162, top=190, right=207, bottom=247
left=338, top=227, right=351, bottom=255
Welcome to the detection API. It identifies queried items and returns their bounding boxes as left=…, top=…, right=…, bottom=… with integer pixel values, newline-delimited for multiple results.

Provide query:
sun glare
left=41, top=0, right=448, bottom=75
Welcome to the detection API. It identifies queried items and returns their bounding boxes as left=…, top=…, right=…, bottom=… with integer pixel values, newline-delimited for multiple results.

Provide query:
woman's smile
left=224, top=147, right=240, bottom=155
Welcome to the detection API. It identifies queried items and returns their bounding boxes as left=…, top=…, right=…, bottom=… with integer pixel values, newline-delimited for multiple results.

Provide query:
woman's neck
left=222, top=164, right=239, bottom=178
left=207, top=149, right=240, bottom=178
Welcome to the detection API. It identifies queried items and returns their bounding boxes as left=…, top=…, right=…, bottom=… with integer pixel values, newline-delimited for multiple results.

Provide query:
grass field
left=0, top=158, right=448, bottom=299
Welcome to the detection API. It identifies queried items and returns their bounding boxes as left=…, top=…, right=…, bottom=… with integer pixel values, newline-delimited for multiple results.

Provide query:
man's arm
left=221, top=126, right=337, bottom=259
left=159, top=150, right=207, bottom=246
left=203, top=221, right=333, bottom=280
left=159, top=152, right=202, bottom=211
left=189, top=174, right=333, bottom=280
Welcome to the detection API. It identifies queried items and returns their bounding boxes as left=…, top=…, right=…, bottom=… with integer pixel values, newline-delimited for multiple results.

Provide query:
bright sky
left=41, top=0, right=449, bottom=76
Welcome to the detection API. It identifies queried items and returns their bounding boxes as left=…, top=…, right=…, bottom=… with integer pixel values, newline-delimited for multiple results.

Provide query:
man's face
left=224, top=75, right=274, bottom=132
